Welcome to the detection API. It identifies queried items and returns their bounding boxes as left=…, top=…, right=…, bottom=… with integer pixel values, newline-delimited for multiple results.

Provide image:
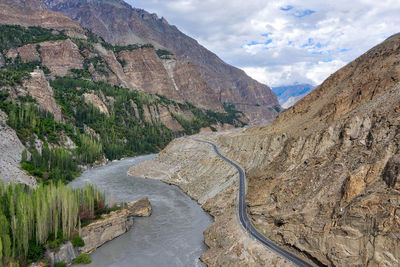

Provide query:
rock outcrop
left=79, top=197, right=152, bottom=254
left=127, top=196, right=152, bottom=217
left=39, top=39, right=84, bottom=77
left=79, top=209, right=134, bottom=254
left=83, top=93, right=109, bottom=116
left=0, top=110, right=35, bottom=186
left=23, top=69, right=62, bottom=122
left=129, top=34, right=400, bottom=266
left=47, top=241, right=78, bottom=266
left=17, top=44, right=41, bottom=63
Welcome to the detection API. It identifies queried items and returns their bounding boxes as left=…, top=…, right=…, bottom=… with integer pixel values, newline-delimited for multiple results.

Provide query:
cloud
left=126, top=0, right=400, bottom=87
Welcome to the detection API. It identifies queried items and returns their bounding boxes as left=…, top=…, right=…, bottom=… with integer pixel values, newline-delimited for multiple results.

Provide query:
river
left=69, top=155, right=212, bottom=267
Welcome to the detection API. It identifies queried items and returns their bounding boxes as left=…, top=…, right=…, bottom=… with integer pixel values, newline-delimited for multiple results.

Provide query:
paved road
left=196, top=139, right=313, bottom=267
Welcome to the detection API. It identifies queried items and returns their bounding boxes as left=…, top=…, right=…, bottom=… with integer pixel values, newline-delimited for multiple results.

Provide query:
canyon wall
left=129, top=34, right=400, bottom=266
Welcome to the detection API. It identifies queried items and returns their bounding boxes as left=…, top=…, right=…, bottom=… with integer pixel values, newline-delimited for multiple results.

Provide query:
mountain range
left=3, top=0, right=281, bottom=125
left=272, top=83, right=315, bottom=109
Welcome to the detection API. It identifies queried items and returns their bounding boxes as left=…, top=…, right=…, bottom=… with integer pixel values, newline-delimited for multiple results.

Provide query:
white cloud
left=126, top=0, right=400, bottom=86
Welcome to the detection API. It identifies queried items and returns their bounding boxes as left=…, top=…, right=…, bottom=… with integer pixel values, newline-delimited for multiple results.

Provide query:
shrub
left=72, top=236, right=85, bottom=247
left=72, top=253, right=92, bottom=264
left=54, top=262, right=67, bottom=267
left=27, top=240, right=45, bottom=262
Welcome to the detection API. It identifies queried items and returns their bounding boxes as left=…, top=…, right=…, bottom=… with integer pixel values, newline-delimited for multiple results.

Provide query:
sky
left=127, top=0, right=400, bottom=87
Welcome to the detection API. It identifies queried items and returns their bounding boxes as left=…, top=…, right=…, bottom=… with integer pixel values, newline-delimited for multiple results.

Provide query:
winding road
left=196, top=139, right=313, bottom=267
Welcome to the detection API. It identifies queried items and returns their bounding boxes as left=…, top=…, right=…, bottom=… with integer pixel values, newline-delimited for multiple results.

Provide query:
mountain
left=129, top=33, right=400, bottom=265
left=0, top=2, right=246, bottom=185
left=272, top=83, right=315, bottom=109
left=3, top=0, right=281, bottom=125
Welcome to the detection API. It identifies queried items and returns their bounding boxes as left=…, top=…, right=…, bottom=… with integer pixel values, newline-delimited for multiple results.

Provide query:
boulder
left=127, top=197, right=152, bottom=217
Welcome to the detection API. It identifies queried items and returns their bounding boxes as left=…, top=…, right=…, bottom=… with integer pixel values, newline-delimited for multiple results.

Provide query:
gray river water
left=69, top=155, right=212, bottom=267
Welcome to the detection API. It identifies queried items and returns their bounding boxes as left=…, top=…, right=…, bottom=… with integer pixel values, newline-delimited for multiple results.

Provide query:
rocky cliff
left=0, top=110, right=36, bottom=186
left=4, top=0, right=281, bottom=125
left=129, top=34, right=400, bottom=266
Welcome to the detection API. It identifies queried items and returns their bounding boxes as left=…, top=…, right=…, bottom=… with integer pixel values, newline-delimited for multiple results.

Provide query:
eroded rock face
left=129, top=34, right=400, bottom=266
left=127, top=197, right=152, bottom=217
left=83, top=93, right=109, bottom=116
left=0, top=110, right=35, bottom=186
left=118, top=48, right=183, bottom=103
left=93, top=43, right=137, bottom=89
left=80, top=209, right=134, bottom=254
left=79, top=198, right=152, bottom=254
left=23, top=69, right=62, bottom=122
left=173, top=60, right=224, bottom=113
left=17, top=44, right=40, bottom=63
left=39, top=39, right=84, bottom=77
left=47, top=241, right=78, bottom=266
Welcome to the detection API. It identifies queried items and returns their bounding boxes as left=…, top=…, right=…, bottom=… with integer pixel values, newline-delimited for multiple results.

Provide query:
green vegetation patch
left=72, top=253, right=92, bottom=264
left=0, top=182, right=105, bottom=265
left=51, top=77, right=175, bottom=160
left=0, top=25, right=67, bottom=51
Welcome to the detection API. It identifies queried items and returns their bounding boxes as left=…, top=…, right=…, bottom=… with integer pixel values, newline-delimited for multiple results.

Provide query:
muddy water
left=70, top=155, right=212, bottom=267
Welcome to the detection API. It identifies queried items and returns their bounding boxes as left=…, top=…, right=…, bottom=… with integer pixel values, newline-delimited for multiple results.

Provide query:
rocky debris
left=0, top=110, right=36, bottom=186
left=127, top=197, right=152, bottom=217
left=83, top=93, right=109, bottom=116
left=17, top=44, right=40, bottom=63
left=201, top=210, right=293, bottom=267
left=23, top=69, right=62, bottom=122
left=39, top=39, right=84, bottom=77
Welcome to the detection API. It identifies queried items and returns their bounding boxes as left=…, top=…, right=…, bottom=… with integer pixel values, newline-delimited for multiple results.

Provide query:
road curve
left=196, top=139, right=313, bottom=267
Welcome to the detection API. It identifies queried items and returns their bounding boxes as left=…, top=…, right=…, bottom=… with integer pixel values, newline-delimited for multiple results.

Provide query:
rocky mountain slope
left=0, top=2, right=245, bottom=185
left=129, top=33, right=400, bottom=266
left=3, top=0, right=281, bottom=125
left=272, top=84, right=315, bottom=109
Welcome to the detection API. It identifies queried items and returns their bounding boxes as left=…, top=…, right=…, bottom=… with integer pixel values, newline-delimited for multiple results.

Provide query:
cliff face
left=22, top=69, right=63, bottom=122
left=8, top=0, right=281, bottom=125
left=0, top=110, right=36, bottom=186
left=129, top=34, right=400, bottom=266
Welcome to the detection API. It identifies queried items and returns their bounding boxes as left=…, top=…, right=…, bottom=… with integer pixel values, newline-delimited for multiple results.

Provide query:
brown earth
left=129, top=34, right=400, bottom=266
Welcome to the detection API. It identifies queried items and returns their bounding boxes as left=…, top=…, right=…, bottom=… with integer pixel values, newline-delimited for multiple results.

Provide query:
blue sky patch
left=264, top=39, right=273, bottom=45
left=280, top=5, right=294, bottom=11
left=293, top=9, right=315, bottom=18
left=247, top=41, right=261, bottom=46
left=322, top=56, right=333, bottom=62
left=339, top=48, right=352, bottom=53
